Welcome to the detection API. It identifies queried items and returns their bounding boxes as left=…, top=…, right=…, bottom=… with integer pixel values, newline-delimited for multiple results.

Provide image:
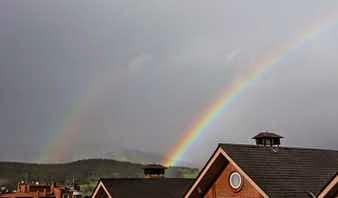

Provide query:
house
left=184, top=132, right=338, bottom=198
left=0, top=182, right=82, bottom=198
left=91, top=164, right=194, bottom=198
left=90, top=132, right=338, bottom=197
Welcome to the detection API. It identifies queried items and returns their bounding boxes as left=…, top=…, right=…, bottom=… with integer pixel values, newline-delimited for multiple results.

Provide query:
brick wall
left=204, top=163, right=263, bottom=198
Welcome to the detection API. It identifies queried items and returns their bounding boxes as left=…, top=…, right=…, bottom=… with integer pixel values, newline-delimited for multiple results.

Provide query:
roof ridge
left=218, top=143, right=338, bottom=152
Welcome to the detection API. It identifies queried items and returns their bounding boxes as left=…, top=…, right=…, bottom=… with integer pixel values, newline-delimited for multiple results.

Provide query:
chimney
left=143, top=164, right=167, bottom=179
left=252, top=131, right=283, bottom=147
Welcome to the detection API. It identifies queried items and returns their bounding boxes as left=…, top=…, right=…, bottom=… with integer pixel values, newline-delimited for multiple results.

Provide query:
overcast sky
left=1, top=0, right=338, bottom=166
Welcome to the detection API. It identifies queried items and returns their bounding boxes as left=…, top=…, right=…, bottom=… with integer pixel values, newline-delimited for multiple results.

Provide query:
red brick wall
left=204, top=163, right=263, bottom=198
left=52, top=187, right=64, bottom=198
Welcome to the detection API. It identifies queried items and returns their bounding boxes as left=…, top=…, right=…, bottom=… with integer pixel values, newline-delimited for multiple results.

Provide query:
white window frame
left=229, top=172, right=242, bottom=190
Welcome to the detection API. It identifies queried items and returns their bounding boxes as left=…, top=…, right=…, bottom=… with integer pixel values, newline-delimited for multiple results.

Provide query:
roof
left=220, top=144, right=338, bottom=197
left=252, top=132, right=283, bottom=139
left=99, top=178, right=194, bottom=198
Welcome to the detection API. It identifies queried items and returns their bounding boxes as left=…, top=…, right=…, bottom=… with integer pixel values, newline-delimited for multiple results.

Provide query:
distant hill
left=104, top=149, right=163, bottom=164
left=0, top=159, right=198, bottom=196
left=104, top=148, right=195, bottom=167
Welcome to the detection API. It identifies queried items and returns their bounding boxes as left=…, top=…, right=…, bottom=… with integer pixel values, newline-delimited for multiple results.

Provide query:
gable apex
left=184, top=146, right=269, bottom=198
left=92, top=181, right=113, bottom=198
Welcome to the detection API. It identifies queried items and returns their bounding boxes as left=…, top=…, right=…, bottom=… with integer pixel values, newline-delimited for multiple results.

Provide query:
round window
left=229, top=172, right=242, bottom=190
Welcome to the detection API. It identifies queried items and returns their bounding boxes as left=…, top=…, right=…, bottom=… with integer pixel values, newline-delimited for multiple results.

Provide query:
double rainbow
left=40, top=10, right=338, bottom=164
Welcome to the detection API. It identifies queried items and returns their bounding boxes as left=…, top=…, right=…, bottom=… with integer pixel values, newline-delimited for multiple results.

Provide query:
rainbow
left=162, top=12, right=338, bottom=167
left=39, top=67, right=127, bottom=162
left=39, top=9, right=338, bottom=164
left=40, top=86, right=95, bottom=162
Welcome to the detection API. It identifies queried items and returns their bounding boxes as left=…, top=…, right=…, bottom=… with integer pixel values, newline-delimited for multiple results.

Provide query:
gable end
left=92, top=181, right=112, bottom=198
left=184, top=146, right=269, bottom=198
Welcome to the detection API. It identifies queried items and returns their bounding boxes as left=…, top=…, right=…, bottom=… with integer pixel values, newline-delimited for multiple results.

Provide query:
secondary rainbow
left=39, top=67, right=126, bottom=162
left=163, top=11, right=338, bottom=167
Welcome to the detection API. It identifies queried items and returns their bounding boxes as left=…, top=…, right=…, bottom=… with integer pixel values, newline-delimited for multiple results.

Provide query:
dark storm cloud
left=0, top=0, right=338, bottom=165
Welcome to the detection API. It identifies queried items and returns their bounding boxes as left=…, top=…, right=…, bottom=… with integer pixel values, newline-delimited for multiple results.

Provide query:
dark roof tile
left=100, top=178, right=194, bottom=198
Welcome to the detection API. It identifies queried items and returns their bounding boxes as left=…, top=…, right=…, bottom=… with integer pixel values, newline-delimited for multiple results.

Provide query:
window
left=229, top=172, right=242, bottom=190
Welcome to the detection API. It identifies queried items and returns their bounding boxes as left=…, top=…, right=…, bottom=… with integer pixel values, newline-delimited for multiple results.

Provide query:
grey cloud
left=0, top=0, right=338, bottom=166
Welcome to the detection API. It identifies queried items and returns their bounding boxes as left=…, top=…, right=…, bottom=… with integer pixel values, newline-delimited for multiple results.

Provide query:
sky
left=1, top=0, right=338, bottom=166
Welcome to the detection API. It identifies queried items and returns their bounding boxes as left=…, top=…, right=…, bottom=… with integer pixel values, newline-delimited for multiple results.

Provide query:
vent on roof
left=143, top=164, right=167, bottom=179
left=252, top=131, right=283, bottom=147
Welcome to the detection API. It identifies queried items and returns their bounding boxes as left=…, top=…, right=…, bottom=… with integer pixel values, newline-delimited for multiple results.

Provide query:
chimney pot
left=143, top=164, right=167, bottom=178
